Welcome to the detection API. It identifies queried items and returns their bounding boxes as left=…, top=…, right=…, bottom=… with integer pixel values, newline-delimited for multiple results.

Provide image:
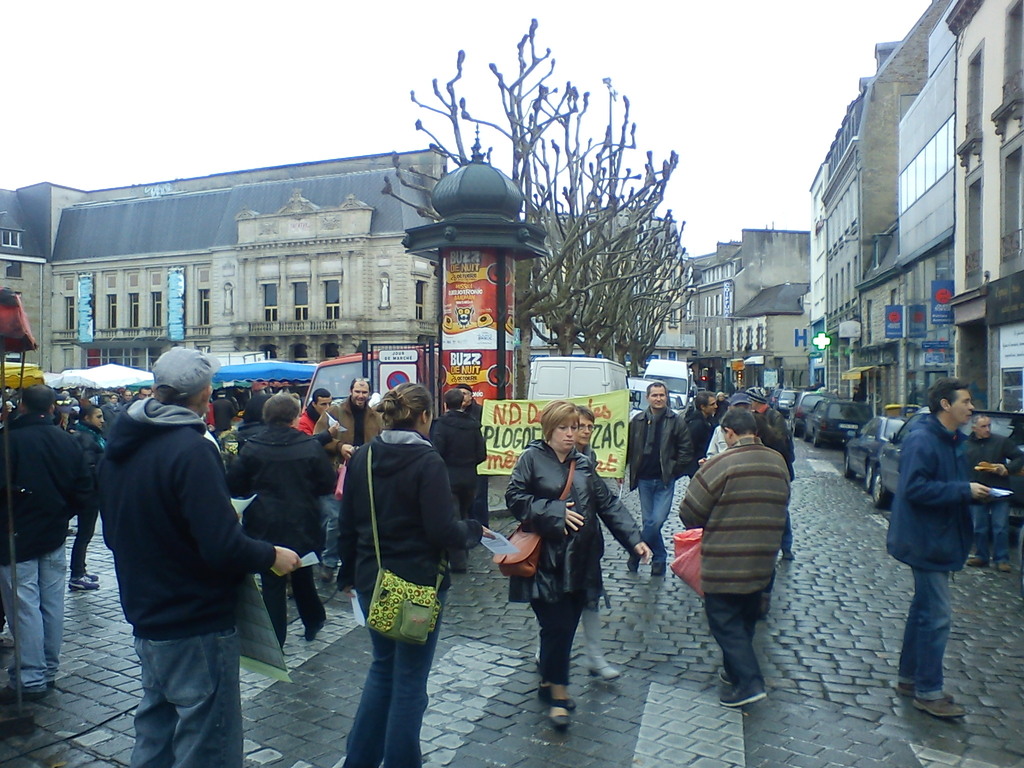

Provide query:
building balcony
left=244, top=319, right=341, bottom=335
left=92, top=327, right=166, bottom=341
left=957, top=114, right=983, bottom=167
left=992, top=71, right=1024, bottom=139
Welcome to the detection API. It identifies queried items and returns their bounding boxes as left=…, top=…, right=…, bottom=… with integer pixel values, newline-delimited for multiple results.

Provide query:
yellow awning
left=1, top=363, right=45, bottom=389
left=841, top=365, right=875, bottom=380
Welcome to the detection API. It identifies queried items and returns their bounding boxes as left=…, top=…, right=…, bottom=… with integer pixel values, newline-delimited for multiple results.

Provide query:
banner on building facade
left=723, top=281, right=733, bottom=317
left=884, top=305, right=904, bottom=339
left=478, top=390, right=629, bottom=478
left=440, top=248, right=514, bottom=401
left=168, top=267, right=186, bottom=342
left=907, top=305, right=927, bottom=338
left=931, top=280, right=954, bottom=325
left=77, top=273, right=94, bottom=344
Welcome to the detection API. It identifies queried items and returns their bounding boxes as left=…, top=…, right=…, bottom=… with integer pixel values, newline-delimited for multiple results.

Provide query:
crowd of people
left=0, top=354, right=1000, bottom=766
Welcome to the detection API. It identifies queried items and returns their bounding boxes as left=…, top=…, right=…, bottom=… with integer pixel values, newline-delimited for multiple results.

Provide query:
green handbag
left=364, top=447, right=444, bottom=645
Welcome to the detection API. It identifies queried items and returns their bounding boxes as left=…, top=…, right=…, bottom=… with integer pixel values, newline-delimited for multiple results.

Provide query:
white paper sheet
left=351, top=590, right=366, bottom=626
left=988, top=488, right=1013, bottom=497
left=480, top=531, right=521, bottom=555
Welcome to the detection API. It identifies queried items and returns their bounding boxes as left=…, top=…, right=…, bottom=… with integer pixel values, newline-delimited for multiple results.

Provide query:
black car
left=844, top=416, right=905, bottom=488
left=804, top=399, right=872, bottom=447
left=790, top=391, right=832, bottom=438
left=873, top=408, right=1024, bottom=512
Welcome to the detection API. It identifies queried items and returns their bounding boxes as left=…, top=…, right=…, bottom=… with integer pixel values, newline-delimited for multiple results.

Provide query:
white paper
left=231, top=495, right=256, bottom=517
left=988, top=488, right=1013, bottom=497
left=299, top=552, right=320, bottom=568
left=327, top=413, right=340, bottom=428
left=351, top=590, right=366, bottom=626
left=480, top=530, right=521, bottom=555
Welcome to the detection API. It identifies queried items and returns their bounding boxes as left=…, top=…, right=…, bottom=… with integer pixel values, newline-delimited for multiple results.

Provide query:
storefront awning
left=841, top=365, right=875, bottom=380
left=743, top=355, right=765, bottom=365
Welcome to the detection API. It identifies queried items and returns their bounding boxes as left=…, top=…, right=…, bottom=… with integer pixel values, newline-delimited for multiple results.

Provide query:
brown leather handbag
left=495, top=461, right=575, bottom=577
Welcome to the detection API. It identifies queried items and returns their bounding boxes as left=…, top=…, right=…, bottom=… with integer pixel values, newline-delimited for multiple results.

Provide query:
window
left=65, top=296, right=75, bottom=330
left=107, top=294, right=118, bottom=329
left=263, top=284, right=279, bottom=322
left=128, top=293, right=140, bottom=328
left=198, top=288, right=210, bottom=326
left=1008, top=3, right=1023, bottom=83
left=5, top=261, right=21, bottom=278
left=1003, top=148, right=1023, bottom=261
left=151, top=291, right=163, bottom=327
left=415, top=280, right=426, bottom=320
left=293, top=282, right=309, bottom=321
left=324, top=279, right=340, bottom=319
left=968, top=50, right=984, bottom=129
left=0, top=230, right=21, bottom=249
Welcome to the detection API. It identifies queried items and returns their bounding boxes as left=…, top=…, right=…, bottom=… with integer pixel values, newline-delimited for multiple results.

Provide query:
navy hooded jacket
left=886, top=414, right=973, bottom=571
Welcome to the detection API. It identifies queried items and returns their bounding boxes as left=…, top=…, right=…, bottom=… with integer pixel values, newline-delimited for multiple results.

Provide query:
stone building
left=948, top=0, right=1024, bottom=409
left=0, top=189, right=47, bottom=347
left=8, top=150, right=443, bottom=372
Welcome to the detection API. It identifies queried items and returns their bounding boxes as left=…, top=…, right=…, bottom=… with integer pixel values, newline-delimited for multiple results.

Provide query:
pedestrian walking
left=338, top=382, right=487, bottom=768
left=67, top=403, right=106, bottom=591
left=625, top=380, right=693, bottom=576
left=227, top=393, right=337, bottom=646
left=0, top=385, right=93, bottom=702
left=454, top=383, right=490, bottom=527
left=679, top=408, right=790, bottom=708
left=964, top=414, right=1023, bottom=572
left=886, top=377, right=990, bottom=719
left=682, top=391, right=717, bottom=475
left=506, top=400, right=650, bottom=730
left=100, top=347, right=301, bottom=767
left=431, top=388, right=486, bottom=573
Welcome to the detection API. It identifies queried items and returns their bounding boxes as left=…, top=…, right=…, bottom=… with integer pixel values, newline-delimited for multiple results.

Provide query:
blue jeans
left=897, top=568, right=951, bottom=700
left=131, top=628, right=243, bottom=768
left=637, top=477, right=676, bottom=564
left=320, top=494, right=341, bottom=568
left=971, top=500, right=1010, bottom=563
left=344, top=591, right=447, bottom=768
left=0, top=545, right=65, bottom=689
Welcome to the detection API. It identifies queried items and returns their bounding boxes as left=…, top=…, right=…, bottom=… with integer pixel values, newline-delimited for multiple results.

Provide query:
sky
left=5, top=0, right=935, bottom=258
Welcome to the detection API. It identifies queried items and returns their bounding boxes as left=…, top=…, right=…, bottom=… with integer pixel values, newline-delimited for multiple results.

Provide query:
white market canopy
left=48, top=363, right=153, bottom=389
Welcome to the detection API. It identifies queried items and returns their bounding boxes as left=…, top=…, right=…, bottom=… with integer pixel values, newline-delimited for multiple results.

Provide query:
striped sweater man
left=678, top=409, right=790, bottom=707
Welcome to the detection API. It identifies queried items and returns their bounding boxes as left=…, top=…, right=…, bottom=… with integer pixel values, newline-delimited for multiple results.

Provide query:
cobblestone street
left=2, top=440, right=1024, bottom=768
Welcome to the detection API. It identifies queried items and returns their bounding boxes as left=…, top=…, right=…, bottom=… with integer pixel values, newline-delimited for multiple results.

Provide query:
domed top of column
left=431, top=140, right=524, bottom=221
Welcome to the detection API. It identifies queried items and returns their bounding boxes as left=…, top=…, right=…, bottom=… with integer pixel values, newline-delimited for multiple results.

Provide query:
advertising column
left=440, top=248, right=514, bottom=401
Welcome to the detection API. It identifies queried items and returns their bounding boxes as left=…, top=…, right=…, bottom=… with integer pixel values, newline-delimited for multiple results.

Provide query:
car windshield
left=827, top=403, right=871, bottom=421
left=801, top=394, right=826, bottom=410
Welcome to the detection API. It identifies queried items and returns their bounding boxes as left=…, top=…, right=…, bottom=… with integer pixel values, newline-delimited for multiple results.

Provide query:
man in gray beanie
left=101, top=347, right=301, bottom=768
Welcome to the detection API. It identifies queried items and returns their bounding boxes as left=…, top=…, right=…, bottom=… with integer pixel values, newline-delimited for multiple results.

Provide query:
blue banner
left=931, top=280, right=954, bottom=325
left=884, top=305, right=904, bottom=339
left=77, top=273, right=94, bottom=343
left=168, top=267, right=185, bottom=342
left=907, top=304, right=927, bottom=338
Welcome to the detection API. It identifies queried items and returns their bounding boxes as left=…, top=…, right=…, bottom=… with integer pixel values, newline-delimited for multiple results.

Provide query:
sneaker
left=718, top=668, right=734, bottom=685
left=69, top=576, right=99, bottom=591
left=83, top=573, right=100, bottom=584
left=966, top=557, right=988, bottom=567
left=780, top=549, right=795, bottom=561
left=0, top=685, right=48, bottom=704
left=913, top=697, right=966, bottom=718
left=997, top=562, right=1013, bottom=573
left=720, top=684, right=766, bottom=708
left=626, top=554, right=640, bottom=574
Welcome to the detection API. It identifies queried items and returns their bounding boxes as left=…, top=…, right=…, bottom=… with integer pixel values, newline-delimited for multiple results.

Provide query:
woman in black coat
left=226, top=393, right=336, bottom=646
left=506, top=400, right=650, bottom=731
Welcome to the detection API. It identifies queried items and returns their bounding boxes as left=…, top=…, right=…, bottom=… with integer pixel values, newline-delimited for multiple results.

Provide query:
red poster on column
left=440, top=248, right=514, bottom=401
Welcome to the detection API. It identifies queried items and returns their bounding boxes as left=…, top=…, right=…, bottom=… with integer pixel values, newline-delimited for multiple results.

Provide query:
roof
left=51, top=167, right=435, bottom=262
left=0, top=189, right=46, bottom=258
left=733, top=283, right=809, bottom=317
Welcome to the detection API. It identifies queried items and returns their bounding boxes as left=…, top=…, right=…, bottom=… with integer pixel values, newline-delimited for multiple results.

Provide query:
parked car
left=873, top=408, right=1024, bottom=512
left=804, top=399, right=872, bottom=447
left=773, top=389, right=798, bottom=415
left=844, top=416, right=905, bottom=488
left=790, top=391, right=832, bottom=438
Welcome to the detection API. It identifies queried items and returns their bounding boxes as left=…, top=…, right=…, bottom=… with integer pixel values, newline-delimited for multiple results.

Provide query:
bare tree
left=390, top=20, right=684, bottom=387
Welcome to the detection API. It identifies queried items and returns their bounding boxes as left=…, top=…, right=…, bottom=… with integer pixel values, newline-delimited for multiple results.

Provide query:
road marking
left=634, top=681, right=745, bottom=767
left=911, top=743, right=1005, bottom=767
left=806, top=459, right=841, bottom=476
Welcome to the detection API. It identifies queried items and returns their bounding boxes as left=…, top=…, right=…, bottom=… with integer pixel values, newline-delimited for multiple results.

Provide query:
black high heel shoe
left=548, top=701, right=571, bottom=731
left=538, top=682, right=576, bottom=710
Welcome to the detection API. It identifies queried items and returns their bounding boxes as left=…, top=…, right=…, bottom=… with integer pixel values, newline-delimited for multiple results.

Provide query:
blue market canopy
left=213, top=361, right=316, bottom=385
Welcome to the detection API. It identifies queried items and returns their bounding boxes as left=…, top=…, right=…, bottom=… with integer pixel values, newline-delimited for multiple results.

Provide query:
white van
left=527, top=356, right=628, bottom=399
left=642, top=359, right=692, bottom=404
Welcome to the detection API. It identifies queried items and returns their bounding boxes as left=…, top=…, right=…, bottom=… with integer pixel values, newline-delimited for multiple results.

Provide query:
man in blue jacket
left=101, top=348, right=301, bottom=768
left=886, top=378, right=990, bottom=719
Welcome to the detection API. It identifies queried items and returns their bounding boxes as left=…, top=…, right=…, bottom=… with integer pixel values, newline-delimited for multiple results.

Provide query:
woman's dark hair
left=79, top=403, right=102, bottom=422
left=576, top=404, right=596, bottom=422
left=263, top=393, right=301, bottom=427
left=242, top=392, right=269, bottom=423
left=928, top=377, right=969, bottom=415
left=379, top=382, right=431, bottom=429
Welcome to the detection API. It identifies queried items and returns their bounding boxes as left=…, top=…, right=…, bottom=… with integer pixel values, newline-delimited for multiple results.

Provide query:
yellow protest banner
left=479, top=390, right=630, bottom=478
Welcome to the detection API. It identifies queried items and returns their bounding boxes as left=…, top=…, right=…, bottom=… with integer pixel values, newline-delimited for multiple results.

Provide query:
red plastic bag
left=670, top=529, right=704, bottom=597
left=333, top=464, right=347, bottom=501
